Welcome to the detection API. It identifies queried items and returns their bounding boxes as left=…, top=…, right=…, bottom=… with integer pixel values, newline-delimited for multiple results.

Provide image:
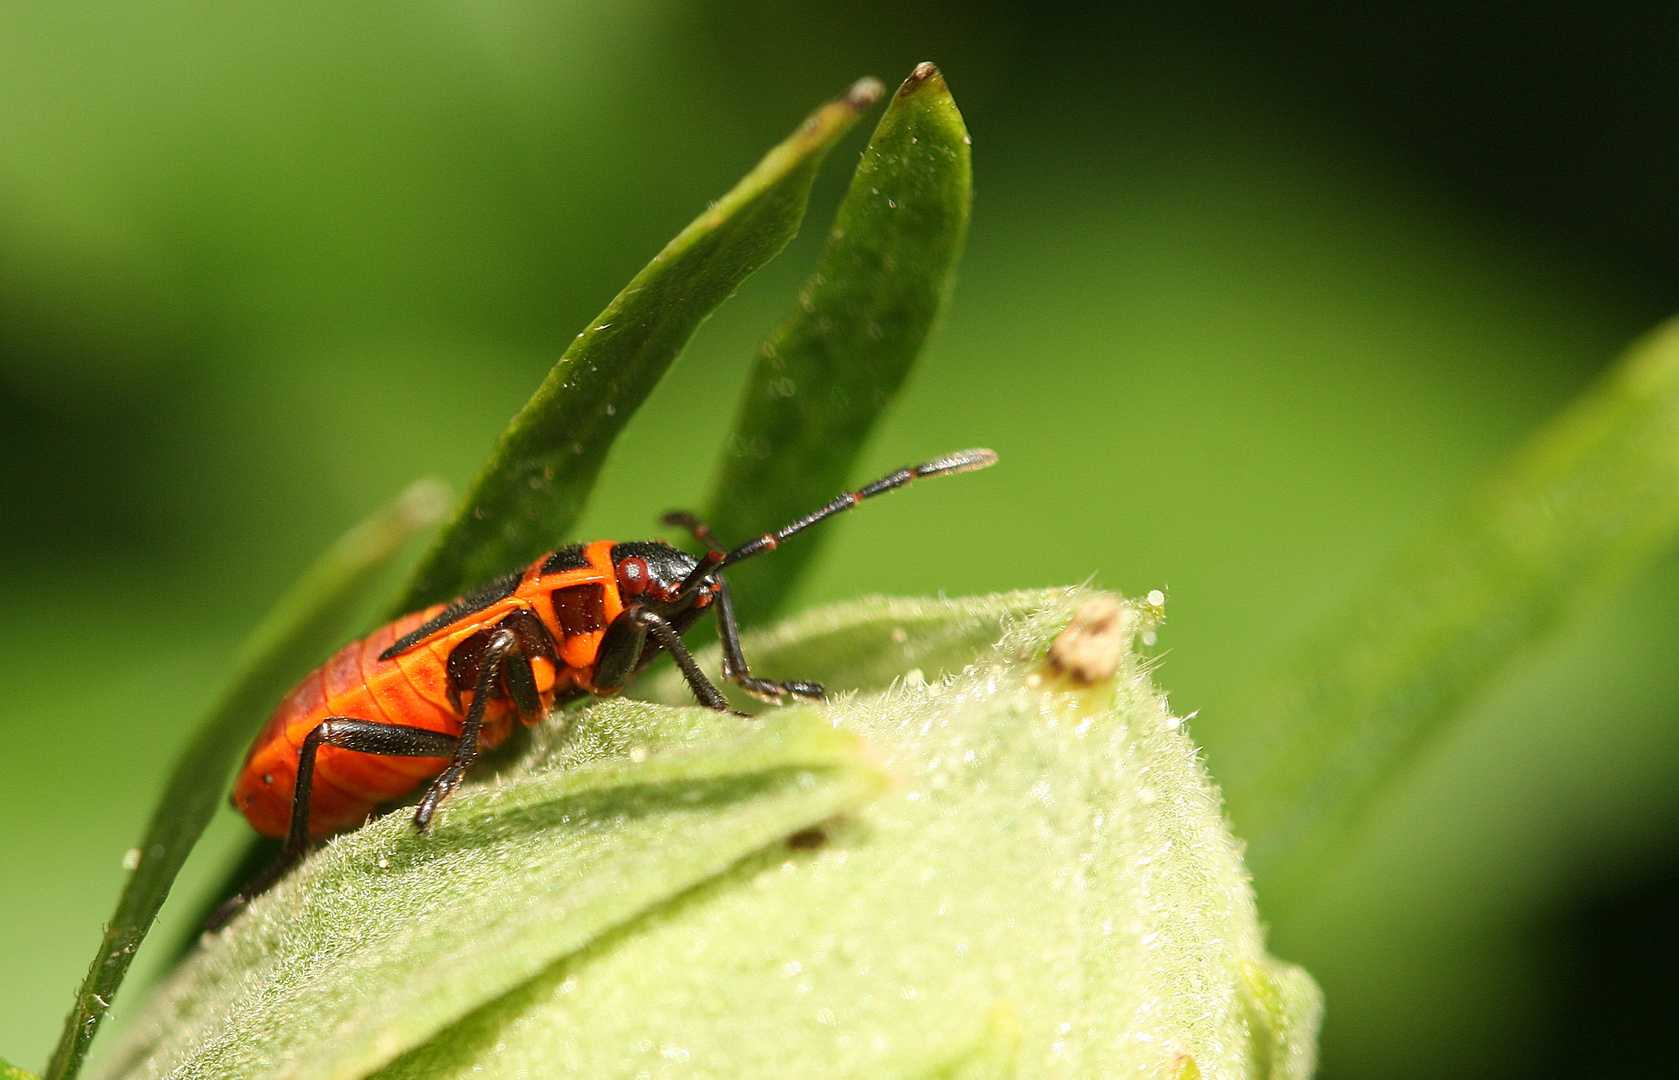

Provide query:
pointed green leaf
left=700, top=63, right=972, bottom=623
left=105, top=590, right=1319, bottom=1080
left=1239, top=960, right=1321, bottom=1080
left=393, top=79, right=885, bottom=614
left=3, top=1058, right=43, bottom=1080
left=1203, top=314, right=1679, bottom=909
left=45, top=481, right=449, bottom=1080
left=94, top=707, right=885, bottom=1080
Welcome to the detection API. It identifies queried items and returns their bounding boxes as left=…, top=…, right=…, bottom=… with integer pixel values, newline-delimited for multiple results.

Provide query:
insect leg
left=500, top=644, right=543, bottom=722
left=414, top=626, right=520, bottom=831
left=291, top=719, right=459, bottom=855
left=592, top=608, right=650, bottom=694
left=208, top=716, right=458, bottom=931
left=714, top=578, right=825, bottom=703
left=597, top=605, right=735, bottom=712
left=662, top=512, right=822, bottom=702
left=639, top=609, right=736, bottom=712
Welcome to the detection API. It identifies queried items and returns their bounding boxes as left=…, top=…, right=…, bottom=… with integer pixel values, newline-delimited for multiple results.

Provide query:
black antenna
left=666, top=449, right=997, bottom=596
left=723, top=448, right=998, bottom=567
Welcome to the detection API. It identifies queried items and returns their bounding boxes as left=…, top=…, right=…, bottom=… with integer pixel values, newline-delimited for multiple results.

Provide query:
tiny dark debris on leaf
left=787, top=826, right=829, bottom=850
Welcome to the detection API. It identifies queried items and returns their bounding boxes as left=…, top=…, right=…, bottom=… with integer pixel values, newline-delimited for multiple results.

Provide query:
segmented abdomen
left=232, top=606, right=517, bottom=840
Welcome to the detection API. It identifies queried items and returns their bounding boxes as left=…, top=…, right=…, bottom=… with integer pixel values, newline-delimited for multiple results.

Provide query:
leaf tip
left=899, top=61, right=947, bottom=97
left=396, top=477, right=452, bottom=529
left=1, top=1059, right=41, bottom=1080
left=791, top=77, right=883, bottom=155
left=845, top=76, right=886, bottom=111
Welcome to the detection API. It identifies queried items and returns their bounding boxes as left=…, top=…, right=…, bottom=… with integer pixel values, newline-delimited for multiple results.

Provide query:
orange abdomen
left=232, top=607, right=523, bottom=840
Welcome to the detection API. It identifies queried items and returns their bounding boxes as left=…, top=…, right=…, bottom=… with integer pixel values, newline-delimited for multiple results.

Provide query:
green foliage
left=34, top=39, right=1679, bottom=1080
left=94, top=591, right=1319, bottom=1080
left=42, top=68, right=1059, bottom=1080
left=702, top=63, right=972, bottom=623
left=9, top=11, right=1679, bottom=1078
left=1206, top=315, right=1679, bottom=909
left=44, top=481, right=448, bottom=1080
left=46, top=46, right=1679, bottom=1079
left=2, top=1058, right=42, bottom=1080
left=392, top=79, right=882, bottom=614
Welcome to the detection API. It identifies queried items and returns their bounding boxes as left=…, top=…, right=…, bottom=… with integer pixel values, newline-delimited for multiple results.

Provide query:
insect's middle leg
left=413, top=626, right=527, bottom=830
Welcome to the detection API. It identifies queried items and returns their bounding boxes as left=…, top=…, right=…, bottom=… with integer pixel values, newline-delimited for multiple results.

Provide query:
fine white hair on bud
left=101, top=589, right=1318, bottom=1080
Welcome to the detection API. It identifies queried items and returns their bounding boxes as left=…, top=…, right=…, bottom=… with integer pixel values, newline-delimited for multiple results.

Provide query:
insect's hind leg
left=291, top=718, right=459, bottom=853
left=205, top=717, right=458, bottom=931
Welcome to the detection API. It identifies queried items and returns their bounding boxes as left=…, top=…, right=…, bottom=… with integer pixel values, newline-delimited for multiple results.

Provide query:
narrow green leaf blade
left=45, top=480, right=449, bottom=1080
left=3, top=1058, right=43, bottom=1080
left=394, top=79, right=885, bottom=614
left=1204, top=315, right=1679, bottom=908
left=702, top=63, right=972, bottom=623
left=93, top=707, right=886, bottom=1080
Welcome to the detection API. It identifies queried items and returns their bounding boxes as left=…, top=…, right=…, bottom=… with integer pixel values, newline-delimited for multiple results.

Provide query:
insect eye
left=617, top=556, right=650, bottom=597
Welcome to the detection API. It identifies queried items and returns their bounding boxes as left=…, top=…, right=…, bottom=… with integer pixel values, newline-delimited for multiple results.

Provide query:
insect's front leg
left=714, top=578, right=824, bottom=703
left=595, top=604, right=735, bottom=712
left=660, top=513, right=823, bottom=704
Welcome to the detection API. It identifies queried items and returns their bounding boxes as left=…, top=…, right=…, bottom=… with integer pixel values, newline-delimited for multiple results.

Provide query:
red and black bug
left=216, top=449, right=995, bottom=922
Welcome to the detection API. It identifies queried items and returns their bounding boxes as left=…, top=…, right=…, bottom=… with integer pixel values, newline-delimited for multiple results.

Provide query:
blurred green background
left=3, top=2, right=1676, bottom=1076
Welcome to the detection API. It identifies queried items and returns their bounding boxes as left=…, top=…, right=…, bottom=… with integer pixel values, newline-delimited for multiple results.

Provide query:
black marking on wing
left=379, top=570, right=523, bottom=660
left=540, top=544, right=592, bottom=576
left=552, top=583, right=607, bottom=636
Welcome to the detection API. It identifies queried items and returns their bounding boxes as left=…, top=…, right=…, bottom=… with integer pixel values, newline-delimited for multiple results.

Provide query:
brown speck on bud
left=1048, top=595, right=1129, bottom=684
